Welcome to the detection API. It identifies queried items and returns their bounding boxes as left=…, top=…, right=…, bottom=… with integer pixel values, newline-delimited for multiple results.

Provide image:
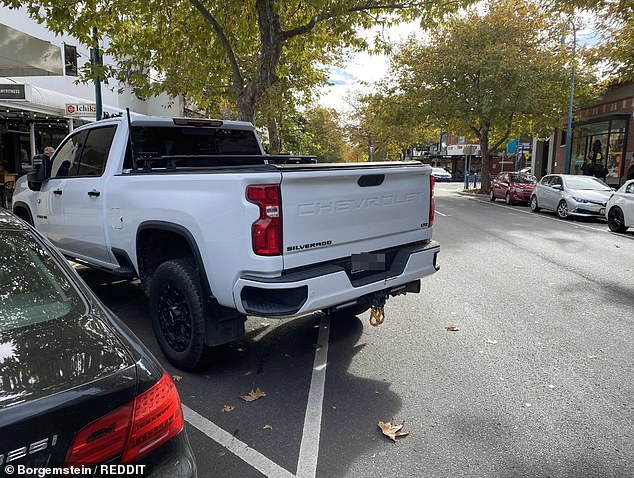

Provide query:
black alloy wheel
left=150, top=258, right=206, bottom=370
left=489, top=189, right=496, bottom=201
left=607, top=207, right=628, bottom=232
left=505, top=191, right=512, bottom=205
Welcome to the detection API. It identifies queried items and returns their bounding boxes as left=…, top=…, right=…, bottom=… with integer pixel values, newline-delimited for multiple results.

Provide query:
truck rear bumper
left=233, top=241, right=440, bottom=316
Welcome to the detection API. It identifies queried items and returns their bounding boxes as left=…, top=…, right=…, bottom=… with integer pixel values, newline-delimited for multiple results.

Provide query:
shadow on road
left=77, top=267, right=402, bottom=478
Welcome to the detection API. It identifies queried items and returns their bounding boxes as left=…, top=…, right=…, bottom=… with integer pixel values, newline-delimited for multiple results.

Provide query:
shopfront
left=569, top=114, right=629, bottom=188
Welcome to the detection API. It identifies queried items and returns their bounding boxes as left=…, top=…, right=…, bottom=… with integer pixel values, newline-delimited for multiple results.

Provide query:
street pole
left=562, top=18, right=576, bottom=175
left=92, top=27, right=103, bottom=121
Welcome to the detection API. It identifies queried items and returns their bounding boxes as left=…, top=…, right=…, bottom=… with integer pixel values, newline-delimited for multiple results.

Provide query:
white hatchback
left=606, top=179, right=634, bottom=232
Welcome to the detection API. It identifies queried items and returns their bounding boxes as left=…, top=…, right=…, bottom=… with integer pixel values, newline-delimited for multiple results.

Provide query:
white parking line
left=183, top=313, right=331, bottom=478
left=183, top=405, right=294, bottom=478
left=296, top=313, right=330, bottom=478
left=435, top=210, right=448, bottom=217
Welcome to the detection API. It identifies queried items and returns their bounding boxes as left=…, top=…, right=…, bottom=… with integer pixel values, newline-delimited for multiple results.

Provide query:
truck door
left=35, top=130, right=86, bottom=249
left=59, top=125, right=118, bottom=265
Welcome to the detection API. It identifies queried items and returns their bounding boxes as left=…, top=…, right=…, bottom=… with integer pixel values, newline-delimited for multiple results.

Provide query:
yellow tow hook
left=369, top=304, right=385, bottom=327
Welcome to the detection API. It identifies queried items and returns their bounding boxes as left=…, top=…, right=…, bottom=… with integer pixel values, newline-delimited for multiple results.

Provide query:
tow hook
left=369, top=292, right=388, bottom=327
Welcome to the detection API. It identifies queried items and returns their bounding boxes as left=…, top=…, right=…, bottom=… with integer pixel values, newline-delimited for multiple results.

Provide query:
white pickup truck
left=12, top=115, right=440, bottom=370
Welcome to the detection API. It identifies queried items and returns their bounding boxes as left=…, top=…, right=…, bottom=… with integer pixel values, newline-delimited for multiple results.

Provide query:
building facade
left=0, top=7, right=183, bottom=183
left=553, top=82, right=633, bottom=188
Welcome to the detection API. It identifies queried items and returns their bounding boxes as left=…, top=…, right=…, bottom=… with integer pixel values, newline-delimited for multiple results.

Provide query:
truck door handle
left=88, top=190, right=101, bottom=197
left=53, top=190, right=62, bottom=196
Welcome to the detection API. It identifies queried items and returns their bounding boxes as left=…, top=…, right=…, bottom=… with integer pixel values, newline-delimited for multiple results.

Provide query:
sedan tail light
left=66, top=371, right=184, bottom=466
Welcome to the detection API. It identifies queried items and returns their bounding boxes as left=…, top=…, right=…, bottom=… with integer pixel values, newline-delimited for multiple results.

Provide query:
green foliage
left=349, top=89, right=438, bottom=161
left=2, top=0, right=475, bottom=124
left=296, top=107, right=347, bottom=162
left=390, top=0, right=600, bottom=189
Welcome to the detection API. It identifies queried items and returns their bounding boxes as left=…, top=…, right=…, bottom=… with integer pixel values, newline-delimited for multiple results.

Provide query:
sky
left=317, top=21, right=425, bottom=115
left=318, top=11, right=599, bottom=116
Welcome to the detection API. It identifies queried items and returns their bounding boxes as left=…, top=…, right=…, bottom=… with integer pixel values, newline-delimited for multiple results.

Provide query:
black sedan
left=0, top=210, right=197, bottom=476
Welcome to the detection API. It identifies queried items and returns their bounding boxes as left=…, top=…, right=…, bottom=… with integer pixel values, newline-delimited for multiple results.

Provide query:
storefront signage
left=65, top=103, right=96, bottom=117
left=0, top=84, right=26, bottom=100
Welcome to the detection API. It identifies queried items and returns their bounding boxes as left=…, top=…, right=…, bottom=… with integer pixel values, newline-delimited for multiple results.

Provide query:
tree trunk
left=236, top=0, right=283, bottom=123
left=479, top=130, right=492, bottom=193
left=267, top=116, right=281, bottom=154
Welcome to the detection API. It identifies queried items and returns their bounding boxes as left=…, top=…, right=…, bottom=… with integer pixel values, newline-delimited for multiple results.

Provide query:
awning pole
left=29, top=122, right=36, bottom=159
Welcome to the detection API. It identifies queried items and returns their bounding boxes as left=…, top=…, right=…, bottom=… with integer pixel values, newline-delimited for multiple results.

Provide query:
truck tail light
left=429, top=174, right=435, bottom=227
left=65, top=371, right=184, bottom=466
left=247, top=184, right=283, bottom=256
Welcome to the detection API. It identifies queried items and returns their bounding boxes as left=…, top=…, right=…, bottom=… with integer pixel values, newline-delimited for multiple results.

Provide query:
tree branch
left=189, top=0, right=243, bottom=92
left=490, top=113, right=514, bottom=151
left=282, top=2, right=426, bottom=40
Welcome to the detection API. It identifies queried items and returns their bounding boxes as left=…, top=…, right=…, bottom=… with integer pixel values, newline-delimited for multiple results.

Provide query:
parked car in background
left=431, top=167, right=452, bottom=182
left=606, top=179, right=634, bottom=232
left=0, top=210, right=197, bottom=476
left=489, top=171, right=537, bottom=204
left=530, top=174, right=612, bottom=219
left=519, top=167, right=532, bottom=174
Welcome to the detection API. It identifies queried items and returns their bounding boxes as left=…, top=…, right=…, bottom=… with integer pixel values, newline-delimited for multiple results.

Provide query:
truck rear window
left=131, top=126, right=261, bottom=158
left=0, top=230, right=86, bottom=331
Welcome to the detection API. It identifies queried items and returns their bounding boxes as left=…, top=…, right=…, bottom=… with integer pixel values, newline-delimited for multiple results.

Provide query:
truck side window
left=50, top=131, right=87, bottom=178
left=77, top=126, right=117, bottom=177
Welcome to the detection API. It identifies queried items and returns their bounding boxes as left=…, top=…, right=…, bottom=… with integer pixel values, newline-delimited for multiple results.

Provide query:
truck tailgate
left=279, top=162, right=433, bottom=270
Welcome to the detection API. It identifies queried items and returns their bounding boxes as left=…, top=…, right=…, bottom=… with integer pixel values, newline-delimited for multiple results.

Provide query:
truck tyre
left=149, top=258, right=206, bottom=370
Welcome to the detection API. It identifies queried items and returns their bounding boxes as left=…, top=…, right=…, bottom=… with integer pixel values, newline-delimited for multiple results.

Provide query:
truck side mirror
left=27, top=155, right=51, bottom=189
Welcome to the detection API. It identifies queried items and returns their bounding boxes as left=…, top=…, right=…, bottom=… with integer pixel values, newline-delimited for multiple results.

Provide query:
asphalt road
left=79, top=183, right=634, bottom=478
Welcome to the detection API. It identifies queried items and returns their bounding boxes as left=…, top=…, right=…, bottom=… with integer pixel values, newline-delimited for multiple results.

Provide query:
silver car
left=530, top=174, right=612, bottom=219
left=431, top=167, right=452, bottom=182
left=606, top=179, right=634, bottom=232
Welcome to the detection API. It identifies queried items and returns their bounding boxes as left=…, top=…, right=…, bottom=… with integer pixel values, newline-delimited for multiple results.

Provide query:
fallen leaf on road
left=241, top=388, right=267, bottom=402
left=172, top=375, right=183, bottom=382
left=222, top=405, right=235, bottom=412
left=446, top=326, right=460, bottom=332
left=260, top=322, right=271, bottom=328
left=313, top=343, right=322, bottom=350
left=263, top=424, right=273, bottom=430
left=378, top=419, right=409, bottom=442
left=485, top=339, right=498, bottom=345
left=587, top=354, right=599, bottom=359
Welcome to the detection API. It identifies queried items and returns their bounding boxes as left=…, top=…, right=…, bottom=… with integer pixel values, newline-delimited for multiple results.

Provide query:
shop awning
left=0, top=23, right=63, bottom=77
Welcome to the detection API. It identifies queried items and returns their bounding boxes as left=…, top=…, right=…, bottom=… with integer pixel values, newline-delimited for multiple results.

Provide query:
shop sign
left=65, top=103, right=96, bottom=117
left=0, top=84, right=26, bottom=100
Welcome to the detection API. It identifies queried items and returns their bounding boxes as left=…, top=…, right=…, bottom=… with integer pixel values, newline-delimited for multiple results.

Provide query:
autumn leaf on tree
left=378, top=419, right=409, bottom=442
left=241, top=388, right=267, bottom=402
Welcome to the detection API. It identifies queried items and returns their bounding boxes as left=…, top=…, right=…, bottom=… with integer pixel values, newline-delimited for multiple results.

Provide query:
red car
left=489, top=171, right=537, bottom=205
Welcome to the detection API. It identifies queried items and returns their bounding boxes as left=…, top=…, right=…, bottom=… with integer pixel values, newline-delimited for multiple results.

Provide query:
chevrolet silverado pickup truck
left=12, top=115, right=440, bottom=370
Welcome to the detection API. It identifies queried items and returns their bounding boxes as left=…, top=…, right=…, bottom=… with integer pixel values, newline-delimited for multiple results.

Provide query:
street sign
left=65, top=103, right=96, bottom=117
